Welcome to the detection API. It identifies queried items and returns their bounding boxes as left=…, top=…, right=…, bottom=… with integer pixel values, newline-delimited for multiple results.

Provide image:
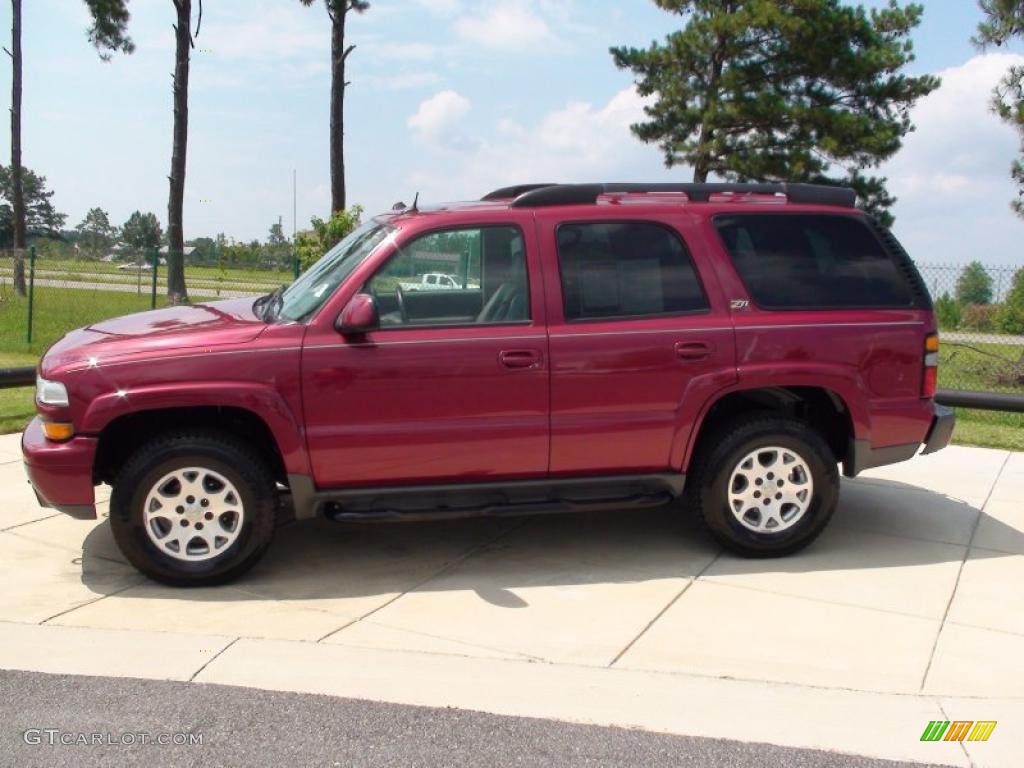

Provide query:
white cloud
left=881, top=53, right=1024, bottom=266
left=454, top=3, right=556, bottom=51
left=375, top=42, right=438, bottom=61
left=403, top=86, right=659, bottom=200
left=408, top=90, right=473, bottom=148
left=410, top=0, right=462, bottom=15
left=362, top=71, right=441, bottom=91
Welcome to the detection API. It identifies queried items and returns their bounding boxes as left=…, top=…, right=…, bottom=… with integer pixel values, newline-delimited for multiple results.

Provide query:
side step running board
left=325, top=491, right=674, bottom=523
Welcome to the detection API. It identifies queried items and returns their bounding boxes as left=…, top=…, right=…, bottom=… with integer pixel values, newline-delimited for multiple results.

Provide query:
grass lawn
left=938, top=340, right=1023, bottom=393
left=0, top=286, right=163, bottom=356
left=0, top=352, right=37, bottom=435
left=950, top=409, right=1024, bottom=452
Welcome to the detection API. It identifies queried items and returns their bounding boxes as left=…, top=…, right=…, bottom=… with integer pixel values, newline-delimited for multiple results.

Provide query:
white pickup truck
left=399, top=272, right=464, bottom=291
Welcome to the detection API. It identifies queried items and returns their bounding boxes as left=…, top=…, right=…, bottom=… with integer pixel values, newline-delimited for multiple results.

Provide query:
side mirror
left=336, top=293, right=379, bottom=335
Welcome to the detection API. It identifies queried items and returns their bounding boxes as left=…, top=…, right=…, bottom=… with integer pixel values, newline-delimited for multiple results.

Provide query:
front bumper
left=21, top=417, right=97, bottom=519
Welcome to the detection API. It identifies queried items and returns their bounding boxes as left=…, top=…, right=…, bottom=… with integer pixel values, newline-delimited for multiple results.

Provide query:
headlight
left=35, top=376, right=69, bottom=407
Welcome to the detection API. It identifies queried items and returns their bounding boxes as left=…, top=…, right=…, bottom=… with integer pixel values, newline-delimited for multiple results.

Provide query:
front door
left=301, top=220, right=550, bottom=488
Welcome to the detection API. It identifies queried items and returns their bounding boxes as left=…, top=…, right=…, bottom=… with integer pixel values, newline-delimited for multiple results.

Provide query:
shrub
left=996, top=267, right=1024, bottom=335
left=933, top=292, right=961, bottom=330
left=960, top=303, right=1000, bottom=332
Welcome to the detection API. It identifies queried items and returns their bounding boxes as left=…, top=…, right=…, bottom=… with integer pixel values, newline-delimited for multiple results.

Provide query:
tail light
left=922, top=333, right=939, bottom=398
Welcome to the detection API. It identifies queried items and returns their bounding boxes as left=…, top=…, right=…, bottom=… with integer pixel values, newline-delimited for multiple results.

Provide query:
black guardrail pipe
left=0, top=367, right=35, bottom=388
left=936, top=389, right=1024, bottom=413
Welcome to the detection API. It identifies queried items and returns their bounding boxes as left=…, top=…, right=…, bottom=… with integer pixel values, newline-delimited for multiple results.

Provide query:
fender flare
left=82, top=380, right=310, bottom=476
left=671, top=366, right=868, bottom=471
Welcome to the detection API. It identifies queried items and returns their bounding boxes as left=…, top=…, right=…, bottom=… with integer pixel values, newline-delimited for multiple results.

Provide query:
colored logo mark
left=920, top=721, right=996, bottom=742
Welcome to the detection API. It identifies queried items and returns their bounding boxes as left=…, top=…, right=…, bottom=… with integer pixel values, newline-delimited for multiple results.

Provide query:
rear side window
left=714, top=214, right=914, bottom=309
left=555, top=221, right=708, bottom=321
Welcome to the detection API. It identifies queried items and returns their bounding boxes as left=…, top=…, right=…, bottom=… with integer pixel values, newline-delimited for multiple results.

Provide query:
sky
left=1, top=0, right=1023, bottom=267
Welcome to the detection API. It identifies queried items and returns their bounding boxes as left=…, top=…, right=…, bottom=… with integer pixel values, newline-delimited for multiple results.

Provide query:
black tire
left=109, top=430, right=276, bottom=586
left=687, top=413, right=839, bottom=557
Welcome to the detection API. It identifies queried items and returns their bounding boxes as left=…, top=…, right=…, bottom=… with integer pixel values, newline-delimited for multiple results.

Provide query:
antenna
left=411, top=192, right=419, bottom=212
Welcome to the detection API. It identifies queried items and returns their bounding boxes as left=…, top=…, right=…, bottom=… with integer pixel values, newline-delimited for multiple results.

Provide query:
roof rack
left=505, top=183, right=856, bottom=209
left=481, top=183, right=558, bottom=201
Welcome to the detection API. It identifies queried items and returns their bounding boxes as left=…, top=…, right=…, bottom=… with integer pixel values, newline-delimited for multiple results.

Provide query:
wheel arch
left=93, top=405, right=291, bottom=488
left=681, top=385, right=857, bottom=474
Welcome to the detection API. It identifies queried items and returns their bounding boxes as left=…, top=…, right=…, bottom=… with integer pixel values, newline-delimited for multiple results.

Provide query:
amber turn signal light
left=925, top=334, right=939, bottom=353
left=41, top=421, right=75, bottom=441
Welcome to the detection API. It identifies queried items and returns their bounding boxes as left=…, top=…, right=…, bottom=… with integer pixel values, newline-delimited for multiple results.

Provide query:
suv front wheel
left=689, top=414, right=839, bottom=557
left=109, top=430, right=276, bottom=586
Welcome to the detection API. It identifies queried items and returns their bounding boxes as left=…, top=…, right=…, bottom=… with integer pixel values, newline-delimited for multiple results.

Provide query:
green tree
left=610, top=0, right=939, bottom=226
left=75, top=207, right=116, bottom=259
left=955, top=261, right=995, bottom=305
left=187, top=235, right=216, bottom=265
left=975, top=0, right=1024, bottom=216
left=266, top=220, right=291, bottom=270
left=997, top=267, right=1024, bottom=333
left=121, top=210, right=163, bottom=254
left=298, top=0, right=369, bottom=212
left=5, top=0, right=130, bottom=295
left=933, top=292, right=962, bottom=330
left=295, top=206, right=362, bottom=270
left=87, top=1, right=202, bottom=302
left=0, top=165, right=66, bottom=245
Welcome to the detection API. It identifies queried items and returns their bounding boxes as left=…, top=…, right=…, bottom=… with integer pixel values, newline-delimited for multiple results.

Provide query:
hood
left=42, top=297, right=268, bottom=373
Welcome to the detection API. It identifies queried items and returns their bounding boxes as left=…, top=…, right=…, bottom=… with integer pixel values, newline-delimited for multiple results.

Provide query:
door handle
left=674, top=341, right=712, bottom=361
left=499, top=349, right=541, bottom=369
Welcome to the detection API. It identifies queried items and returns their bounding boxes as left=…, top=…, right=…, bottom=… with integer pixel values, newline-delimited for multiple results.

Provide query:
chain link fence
left=915, top=263, right=1023, bottom=396
left=1, top=247, right=299, bottom=355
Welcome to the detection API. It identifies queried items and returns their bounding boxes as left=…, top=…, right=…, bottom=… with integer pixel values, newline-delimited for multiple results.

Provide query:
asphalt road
left=0, top=669, right=955, bottom=768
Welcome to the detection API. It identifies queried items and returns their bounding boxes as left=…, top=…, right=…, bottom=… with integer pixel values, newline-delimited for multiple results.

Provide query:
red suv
left=22, top=183, right=954, bottom=585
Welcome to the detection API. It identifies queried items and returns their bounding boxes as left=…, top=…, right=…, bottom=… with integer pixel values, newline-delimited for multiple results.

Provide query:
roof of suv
left=384, top=182, right=860, bottom=224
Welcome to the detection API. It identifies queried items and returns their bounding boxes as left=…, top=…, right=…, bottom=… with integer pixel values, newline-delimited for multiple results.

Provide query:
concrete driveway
left=1, top=432, right=1021, bottom=767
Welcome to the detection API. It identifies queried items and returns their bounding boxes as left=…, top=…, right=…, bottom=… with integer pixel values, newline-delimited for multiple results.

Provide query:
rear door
left=536, top=209, right=737, bottom=475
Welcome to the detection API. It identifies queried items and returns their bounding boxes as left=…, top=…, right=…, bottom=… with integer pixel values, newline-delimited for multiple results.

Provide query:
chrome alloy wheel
left=727, top=446, right=813, bottom=534
left=143, top=467, right=244, bottom=561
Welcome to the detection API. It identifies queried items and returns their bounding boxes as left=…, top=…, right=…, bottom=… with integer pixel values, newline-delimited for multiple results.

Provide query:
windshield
left=272, top=219, right=394, bottom=322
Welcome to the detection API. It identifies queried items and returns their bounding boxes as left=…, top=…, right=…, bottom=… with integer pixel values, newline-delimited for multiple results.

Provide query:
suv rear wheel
left=689, top=414, right=839, bottom=557
left=109, top=430, right=276, bottom=586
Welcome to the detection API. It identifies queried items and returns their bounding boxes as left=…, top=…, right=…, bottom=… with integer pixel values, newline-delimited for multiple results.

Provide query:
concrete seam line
left=0, top=513, right=62, bottom=533
left=36, top=582, right=140, bottom=625
left=696, top=575, right=942, bottom=624
left=5, top=529, right=130, bottom=567
left=936, top=699, right=975, bottom=767
left=607, top=550, right=723, bottom=669
left=189, top=637, right=239, bottom=682
left=918, top=451, right=1012, bottom=694
left=314, top=519, right=530, bottom=644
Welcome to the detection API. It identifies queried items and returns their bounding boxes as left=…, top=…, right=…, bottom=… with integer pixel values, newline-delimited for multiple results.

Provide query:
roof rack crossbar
left=481, top=183, right=558, bottom=201
left=508, top=183, right=856, bottom=209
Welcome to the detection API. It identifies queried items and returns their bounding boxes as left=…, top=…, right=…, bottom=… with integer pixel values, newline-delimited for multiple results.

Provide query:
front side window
left=555, top=221, right=708, bottom=321
left=714, top=214, right=915, bottom=309
left=366, top=226, right=529, bottom=327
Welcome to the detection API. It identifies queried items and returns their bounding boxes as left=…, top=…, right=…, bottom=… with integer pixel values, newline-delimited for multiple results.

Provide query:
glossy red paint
left=23, top=196, right=946, bottom=517
left=300, top=208, right=550, bottom=487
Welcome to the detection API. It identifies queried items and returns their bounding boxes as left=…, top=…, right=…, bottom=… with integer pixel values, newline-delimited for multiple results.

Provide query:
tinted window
left=714, top=214, right=913, bottom=309
left=367, top=226, right=529, bottom=327
left=556, top=222, right=707, bottom=321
